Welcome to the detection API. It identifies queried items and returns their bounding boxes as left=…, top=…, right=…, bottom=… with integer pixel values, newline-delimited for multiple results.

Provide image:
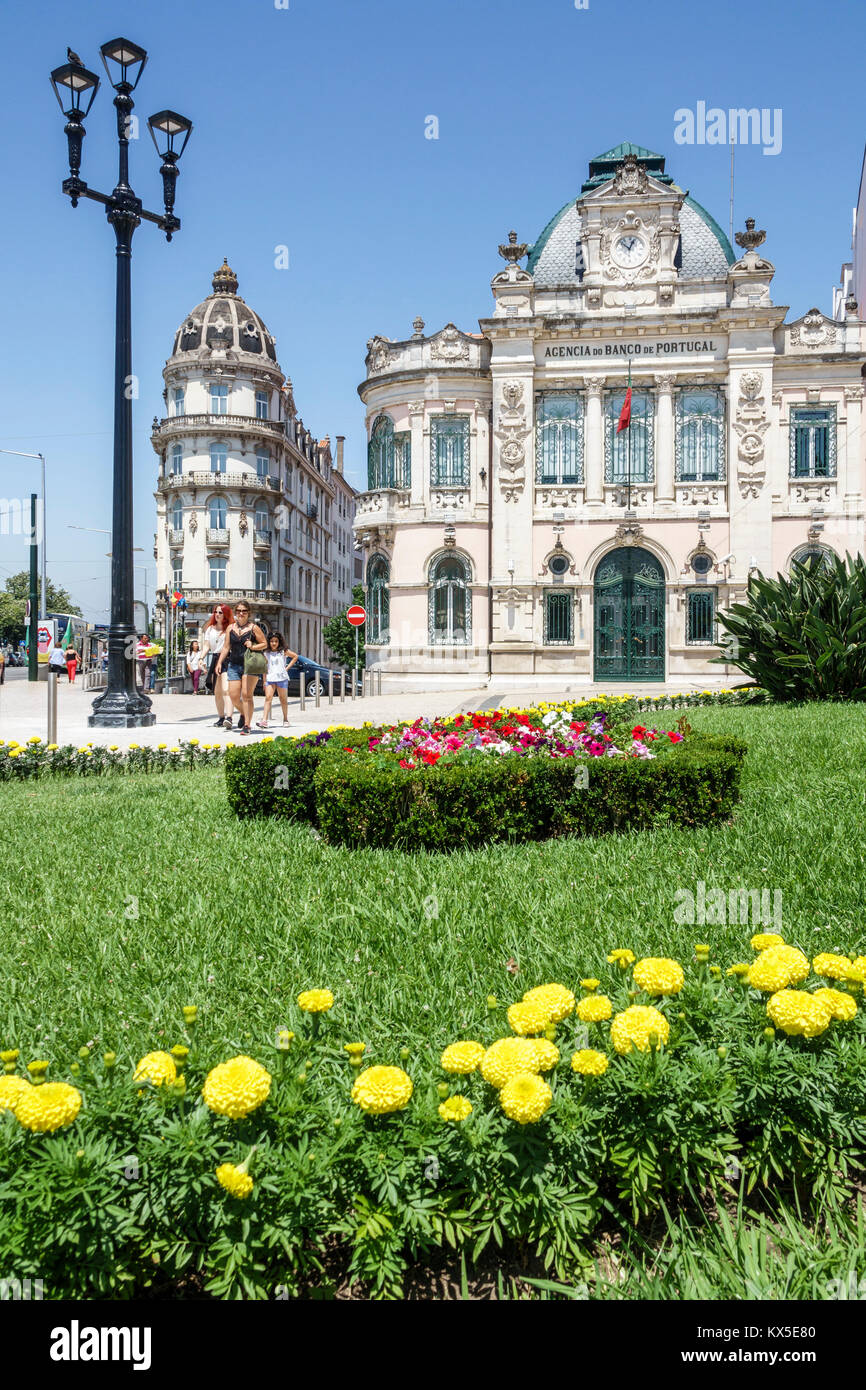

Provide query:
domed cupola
left=170, top=260, right=279, bottom=364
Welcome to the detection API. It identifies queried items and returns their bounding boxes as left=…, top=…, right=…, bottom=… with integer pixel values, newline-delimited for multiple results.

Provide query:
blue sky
left=0, top=0, right=862, bottom=621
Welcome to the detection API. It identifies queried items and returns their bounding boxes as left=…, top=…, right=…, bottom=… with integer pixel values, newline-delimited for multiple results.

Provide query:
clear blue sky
left=0, top=0, right=862, bottom=621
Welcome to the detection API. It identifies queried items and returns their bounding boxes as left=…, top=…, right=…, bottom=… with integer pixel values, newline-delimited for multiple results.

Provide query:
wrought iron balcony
left=206, top=527, right=230, bottom=546
left=254, top=529, right=272, bottom=549
left=168, top=528, right=184, bottom=547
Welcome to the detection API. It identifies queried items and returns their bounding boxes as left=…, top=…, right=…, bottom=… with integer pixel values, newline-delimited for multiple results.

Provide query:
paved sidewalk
left=0, top=672, right=733, bottom=749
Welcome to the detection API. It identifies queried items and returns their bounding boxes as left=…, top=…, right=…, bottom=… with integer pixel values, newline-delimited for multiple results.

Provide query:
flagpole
left=626, top=358, right=632, bottom=513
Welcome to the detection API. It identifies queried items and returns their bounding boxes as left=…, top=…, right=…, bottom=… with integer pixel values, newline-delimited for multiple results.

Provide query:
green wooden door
left=594, top=547, right=665, bottom=681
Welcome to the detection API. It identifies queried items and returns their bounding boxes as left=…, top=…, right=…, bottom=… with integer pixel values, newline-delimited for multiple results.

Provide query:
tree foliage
left=0, top=573, right=82, bottom=644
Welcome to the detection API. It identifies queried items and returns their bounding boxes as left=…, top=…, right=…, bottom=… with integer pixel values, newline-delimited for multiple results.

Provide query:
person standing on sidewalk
left=186, top=640, right=205, bottom=694
left=215, top=602, right=267, bottom=735
left=201, top=604, right=233, bottom=728
left=64, top=642, right=80, bottom=685
left=256, top=631, right=298, bottom=729
left=49, top=639, right=68, bottom=680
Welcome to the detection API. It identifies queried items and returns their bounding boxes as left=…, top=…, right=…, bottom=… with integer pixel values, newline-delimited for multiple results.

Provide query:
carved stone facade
left=354, top=142, right=865, bottom=682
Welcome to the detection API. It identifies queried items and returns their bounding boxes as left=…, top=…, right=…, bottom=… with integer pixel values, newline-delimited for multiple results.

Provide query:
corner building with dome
left=354, top=144, right=866, bottom=683
left=152, top=260, right=358, bottom=661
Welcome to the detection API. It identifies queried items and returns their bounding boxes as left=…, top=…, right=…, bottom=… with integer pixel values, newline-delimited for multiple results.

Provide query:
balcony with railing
left=159, top=471, right=280, bottom=493
left=206, top=527, right=230, bottom=547
left=152, top=413, right=286, bottom=442
left=168, top=528, right=184, bottom=547
left=254, top=529, right=272, bottom=550
left=177, top=586, right=283, bottom=608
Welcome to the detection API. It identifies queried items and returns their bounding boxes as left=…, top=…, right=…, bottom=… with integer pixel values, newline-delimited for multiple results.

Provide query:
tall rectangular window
left=172, top=565, right=183, bottom=589
left=255, top=390, right=269, bottom=420
left=256, top=450, right=270, bottom=479
left=210, top=383, right=228, bottom=415
left=687, top=589, right=716, bottom=645
left=172, top=388, right=185, bottom=417
left=210, top=444, right=227, bottom=474
left=536, top=394, right=584, bottom=484
left=255, top=562, right=269, bottom=590
left=171, top=444, right=183, bottom=475
left=209, top=558, right=226, bottom=589
left=676, top=390, right=725, bottom=481
left=605, top=391, right=654, bottom=483
left=543, top=590, right=573, bottom=645
left=430, top=415, right=470, bottom=487
left=790, top=406, right=836, bottom=478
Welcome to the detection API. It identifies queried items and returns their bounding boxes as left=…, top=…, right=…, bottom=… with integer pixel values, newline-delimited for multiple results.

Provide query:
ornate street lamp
left=50, top=39, right=192, bottom=726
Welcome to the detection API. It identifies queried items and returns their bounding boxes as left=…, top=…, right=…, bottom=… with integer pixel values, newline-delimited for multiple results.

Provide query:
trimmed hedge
left=225, top=734, right=747, bottom=851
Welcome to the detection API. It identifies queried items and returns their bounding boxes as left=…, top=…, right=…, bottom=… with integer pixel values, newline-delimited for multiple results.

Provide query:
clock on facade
left=612, top=233, right=647, bottom=268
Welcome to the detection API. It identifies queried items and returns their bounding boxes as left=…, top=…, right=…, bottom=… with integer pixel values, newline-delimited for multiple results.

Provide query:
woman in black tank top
left=214, top=602, right=266, bottom=734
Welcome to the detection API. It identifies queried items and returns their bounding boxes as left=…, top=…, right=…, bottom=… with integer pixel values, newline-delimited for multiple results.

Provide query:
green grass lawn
left=1, top=702, right=864, bottom=1299
left=1, top=703, right=863, bottom=1060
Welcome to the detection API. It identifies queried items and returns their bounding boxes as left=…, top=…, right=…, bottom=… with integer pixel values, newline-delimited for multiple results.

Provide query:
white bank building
left=354, top=143, right=865, bottom=684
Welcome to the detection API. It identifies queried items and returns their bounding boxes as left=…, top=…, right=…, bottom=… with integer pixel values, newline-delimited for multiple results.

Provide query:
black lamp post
left=50, top=39, right=192, bottom=726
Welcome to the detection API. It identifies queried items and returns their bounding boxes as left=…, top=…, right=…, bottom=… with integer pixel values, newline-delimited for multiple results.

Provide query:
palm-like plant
left=714, top=553, right=866, bottom=701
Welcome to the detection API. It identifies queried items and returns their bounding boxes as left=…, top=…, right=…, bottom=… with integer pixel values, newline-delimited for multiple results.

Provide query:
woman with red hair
left=201, top=603, right=233, bottom=728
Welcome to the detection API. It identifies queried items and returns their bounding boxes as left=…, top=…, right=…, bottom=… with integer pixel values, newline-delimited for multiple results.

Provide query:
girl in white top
left=257, top=631, right=298, bottom=728
left=186, top=640, right=205, bottom=693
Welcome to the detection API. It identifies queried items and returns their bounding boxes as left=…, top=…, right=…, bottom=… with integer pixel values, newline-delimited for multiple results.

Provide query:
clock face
left=613, top=233, right=646, bottom=268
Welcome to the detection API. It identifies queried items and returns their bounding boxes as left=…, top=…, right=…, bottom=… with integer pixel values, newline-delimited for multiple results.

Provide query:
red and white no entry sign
left=346, top=605, right=366, bottom=627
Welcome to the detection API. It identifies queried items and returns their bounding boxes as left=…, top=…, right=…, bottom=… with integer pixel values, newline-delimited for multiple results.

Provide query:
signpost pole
left=28, top=493, right=39, bottom=683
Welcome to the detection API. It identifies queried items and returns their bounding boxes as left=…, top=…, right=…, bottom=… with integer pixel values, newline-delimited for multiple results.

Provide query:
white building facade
left=153, top=260, right=357, bottom=660
left=355, top=144, right=866, bottom=684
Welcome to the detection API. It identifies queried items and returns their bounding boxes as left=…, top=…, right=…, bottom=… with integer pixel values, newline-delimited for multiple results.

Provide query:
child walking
left=257, top=632, right=298, bottom=728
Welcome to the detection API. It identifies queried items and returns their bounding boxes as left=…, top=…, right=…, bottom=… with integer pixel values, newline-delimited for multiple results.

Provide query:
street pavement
left=0, top=668, right=734, bottom=749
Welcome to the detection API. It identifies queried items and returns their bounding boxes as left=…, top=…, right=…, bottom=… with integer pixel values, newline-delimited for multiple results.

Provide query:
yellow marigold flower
left=499, top=1072, right=552, bottom=1125
left=750, top=933, right=785, bottom=952
left=27, top=735, right=41, bottom=744
left=27, top=1060, right=50, bottom=1078
left=506, top=1000, right=549, bottom=1036
left=215, top=1162, right=254, bottom=1199
left=202, top=1056, right=272, bottom=1119
left=530, top=1038, right=560, bottom=1072
left=350, top=1065, right=413, bottom=1116
left=189, top=738, right=199, bottom=746
left=344, top=1042, right=366, bottom=1062
left=440, top=1041, right=485, bottom=1074
left=134, top=1051, right=177, bottom=1087
left=577, top=994, right=613, bottom=1023
left=580, top=979, right=600, bottom=992
left=521, top=983, right=575, bottom=1022
left=726, top=963, right=750, bottom=977
left=438, top=1095, right=472, bottom=1122
left=15, top=1081, right=82, bottom=1132
left=610, top=1005, right=670, bottom=1055
left=297, top=988, right=334, bottom=1013
left=747, top=944, right=810, bottom=993
left=766, top=990, right=831, bottom=1038
left=480, top=1037, right=543, bottom=1089
left=0, top=1075, right=29, bottom=1113
left=850, top=957, right=866, bottom=982
left=607, top=949, right=636, bottom=968
left=812, top=953, right=853, bottom=981
left=812, top=988, right=858, bottom=1022
left=46, top=744, right=58, bottom=751
left=571, top=1049, right=609, bottom=1077
left=633, top=957, right=685, bottom=996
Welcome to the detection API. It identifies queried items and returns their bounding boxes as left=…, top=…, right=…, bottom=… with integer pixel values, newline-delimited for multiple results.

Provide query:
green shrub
left=312, top=736, right=746, bottom=851
left=715, top=552, right=866, bottom=701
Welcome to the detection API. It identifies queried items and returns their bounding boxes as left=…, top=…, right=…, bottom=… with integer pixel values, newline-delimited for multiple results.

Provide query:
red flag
left=616, top=387, right=632, bottom=434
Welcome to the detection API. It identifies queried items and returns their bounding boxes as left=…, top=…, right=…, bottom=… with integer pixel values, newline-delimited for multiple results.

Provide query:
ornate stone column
left=584, top=376, right=604, bottom=504
left=407, top=399, right=425, bottom=508
left=843, top=386, right=863, bottom=506
left=655, top=373, right=675, bottom=504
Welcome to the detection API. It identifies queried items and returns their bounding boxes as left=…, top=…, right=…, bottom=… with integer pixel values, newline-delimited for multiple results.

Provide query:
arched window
left=208, top=496, right=227, bottom=529
left=367, top=415, right=410, bottom=489
left=676, top=391, right=725, bottom=482
left=790, top=544, right=834, bottom=575
left=171, top=499, right=183, bottom=530
left=171, top=444, right=183, bottom=475
left=367, top=554, right=390, bottom=644
left=429, top=552, right=470, bottom=645
left=210, top=443, right=227, bottom=474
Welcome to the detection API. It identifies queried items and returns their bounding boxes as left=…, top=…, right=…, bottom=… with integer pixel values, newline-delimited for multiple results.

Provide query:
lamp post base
left=88, top=688, right=156, bottom=728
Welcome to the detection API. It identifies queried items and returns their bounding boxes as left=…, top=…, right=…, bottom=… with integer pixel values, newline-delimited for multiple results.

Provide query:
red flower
left=667, top=731, right=684, bottom=743
left=570, top=721, right=587, bottom=734
left=631, top=725, right=647, bottom=739
left=343, top=747, right=355, bottom=753
left=421, top=749, right=441, bottom=765
left=399, top=758, right=416, bottom=769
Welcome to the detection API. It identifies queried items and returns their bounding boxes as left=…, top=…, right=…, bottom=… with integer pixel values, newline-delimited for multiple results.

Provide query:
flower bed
left=1, top=935, right=862, bottom=1300
left=225, top=708, right=748, bottom=850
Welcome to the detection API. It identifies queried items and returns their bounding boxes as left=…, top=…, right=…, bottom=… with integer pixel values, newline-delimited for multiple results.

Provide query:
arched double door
left=594, top=547, right=665, bottom=682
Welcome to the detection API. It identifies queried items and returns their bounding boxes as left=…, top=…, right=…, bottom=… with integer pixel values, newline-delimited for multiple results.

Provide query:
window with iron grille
left=605, top=392, right=654, bottom=483
left=428, top=551, right=470, bottom=644
left=367, top=553, right=390, bottom=644
left=790, top=406, right=836, bottom=478
left=544, top=589, right=573, bottom=645
left=676, top=390, right=725, bottom=481
left=430, top=415, right=470, bottom=487
left=367, top=415, right=411, bottom=489
left=536, top=393, right=584, bottom=484
left=686, top=589, right=716, bottom=645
